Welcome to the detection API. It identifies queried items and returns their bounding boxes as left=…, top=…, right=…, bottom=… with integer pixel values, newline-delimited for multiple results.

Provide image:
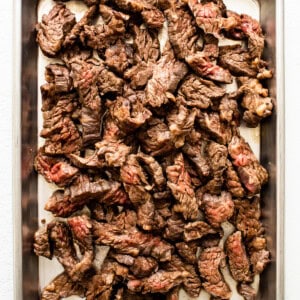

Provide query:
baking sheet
left=16, top=0, right=284, bottom=299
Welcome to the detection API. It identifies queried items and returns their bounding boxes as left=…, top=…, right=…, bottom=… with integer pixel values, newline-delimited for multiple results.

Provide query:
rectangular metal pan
left=14, top=0, right=285, bottom=299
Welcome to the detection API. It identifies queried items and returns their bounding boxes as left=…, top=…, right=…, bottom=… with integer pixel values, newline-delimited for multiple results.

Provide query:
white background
left=0, top=0, right=299, bottom=299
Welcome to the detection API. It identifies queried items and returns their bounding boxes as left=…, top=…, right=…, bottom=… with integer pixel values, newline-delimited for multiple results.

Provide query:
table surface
left=1, top=1, right=300, bottom=299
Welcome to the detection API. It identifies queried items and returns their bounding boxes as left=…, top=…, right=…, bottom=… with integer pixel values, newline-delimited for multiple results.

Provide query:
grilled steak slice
left=238, top=283, right=257, bottom=300
left=186, top=52, right=232, bottom=83
left=41, top=272, right=85, bottom=300
left=34, top=149, right=79, bottom=187
left=225, top=159, right=245, bottom=198
left=130, top=256, right=159, bottom=278
left=225, top=231, right=252, bottom=282
left=127, top=270, right=189, bottom=294
left=34, top=225, right=52, bottom=259
left=36, top=4, right=76, bottom=57
left=165, top=4, right=199, bottom=59
left=184, top=221, right=217, bottom=242
left=179, top=75, right=226, bottom=109
left=198, top=246, right=231, bottom=299
left=228, top=135, right=268, bottom=194
left=92, top=221, right=173, bottom=261
left=175, top=241, right=198, bottom=264
left=166, top=153, right=199, bottom=220
left=202, top=192, right=234, bottom=228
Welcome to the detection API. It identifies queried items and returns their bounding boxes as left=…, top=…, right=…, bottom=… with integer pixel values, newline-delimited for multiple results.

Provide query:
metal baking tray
left=13, top=0, right=285, bottom=299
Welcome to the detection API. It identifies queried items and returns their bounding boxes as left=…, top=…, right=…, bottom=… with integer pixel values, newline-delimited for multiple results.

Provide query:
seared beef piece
left=225, top=231, right=252, bottom=282
left=34, top=225, right=52, bottom=259
left=48, top=221, right=78, bottom=280
left=219, top=94, right=241, bottom=126
left=187, top=0, right=237, bottom=37
left=145, top=43, right=188, bottom=108
left=197, top=112, right=232, bottom=145
left=237, top=77, right=273, bottom=127
left=97, top=66, right=124, bottom=96
left=250, top=249, right=270, bottom=274
left=113, top=0, right=165, bottom=29
left=45, top=64, right=73, bottom=93
left=225, top=160, right=245, bottom=198
left=130, top=256, right=159, bottom=278
left=109, top=252, right=135, bottom=266
left=228, top=135, right=268, bottom=194
left=184, top=157, right=203, bottom=188
left=176, top=241, right=198, bottom=264
left=127, top=270, right=189, bottom=294
left=186, top=52, right=232, bottom=84
left=67, top=215, right=94, bottom=280
left=41, top=272, right=85, bottom=300
left=167, top=105, right=197, bottom=148
left=165, top=4, right=199, bottom=59
left=36, top=4, right=76, bottom=57
left=109, top=96, right=152, bottom=133
left=102, top=116, right=126, bottom=141
left=232, top=198, right=263, bottom=241
left=202, top=34, right=219, bottom=59
left=105, top=39, right=133, bottom=74
left=166, top=153, right=199, bottom=220
left=178, top=75, right=226, bottom=109
left=198, top=246, right=231, bottom=299
left=202, top=192, right=234, bottom=228
left=138, top=118, right=174, bottom=156
left=238, top=283, right=257, bottom=300
left=63, top=5, right=97, bottom=48
left=136, top=198, right=156, bottom=231
left=219, top=45, right=257, bottom=77
left=164, top=255, right=201, bottom=298
left=34, top=149, right=79, bottom=187
left=89, top=202, right=106, bottom=222
left=184, top=221, right=217, bottom=242
left=164, top=212, right=185, bottom=241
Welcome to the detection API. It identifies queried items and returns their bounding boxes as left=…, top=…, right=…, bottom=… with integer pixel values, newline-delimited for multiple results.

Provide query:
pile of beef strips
left=33, top=0, right=273, bottom=299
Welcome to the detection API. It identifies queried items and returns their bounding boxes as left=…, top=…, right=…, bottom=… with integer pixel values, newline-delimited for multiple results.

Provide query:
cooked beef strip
left=36, top=4, right=76, bottom=57
left=178, top=74, right=226, bottom=109
left=165, top=3, right=199, bottom=59
left=237, top=77, right=273, bottom=127
left=225, top=159, right=245, bottom=198
left=127, top=270, right=189, bottom=294
left=249, top=249, right=270, bottom=275
left=219, top=94, right=241, bottom=126
left=34, top=148, right=79, bottom=187
left=130, top=256, right=159, bottom=278
left=92, top=221, right=173, bottom=261
left=175, top=241, right=198, bottom=265
left=202, top=192, right=234, bottom=228
left=198, top=247, right=231, bottom=299
left=225, top=231, right=252, bottom=283
left=41, top=272, right=85, bottom=300
left=34, top=225, right=52, bottom=259
left=186, top=52, right=233, bottom=83
left=228, top=135, right=268, bottom=194
left=238, top=283, right=257, bottom=300
left=109, top=252, right=135, bottom=266
left=164, top=212, right=185, bottom=241
left=145, top=43, right=188, bottom=108
left=166, top=153, right=199, bottom=220
left=184, top=221, right=217, bottom=242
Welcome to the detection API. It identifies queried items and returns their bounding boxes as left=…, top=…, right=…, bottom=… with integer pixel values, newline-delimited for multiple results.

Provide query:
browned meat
left=187, top=0, right=237, bottom=37
left=166, top=287, right=180, bottom=300
left=202, top=192, right=234, bottom=227
left=225, top=159, right=245, bottom=198
left=166, top=153, right=199, bottom=220
left=237, top=77, right=273, bottom=127
left=238, top=283, right=257, bottom=300
left=93, top=221, right=173, bottom=261
left=33, top=225, right=52, bottom=259
left=36, top=4, right=76, bottom=57
left=145, top=44, right=188, bottom=108
left=228, top=135, right=268, bottom=194
left=197, top=112, right=232, bottom=145
left=127, top=270, right=189, bottom=294
left=165, top=4, right=199, bottom=59
left=184, top=221, right=217, bottom=242
left=138, top=118, right=174, bottom=156
left=167, top=105, right=197, bottom=148
left=41, top=272, right=85, bottom=300
left=198, top=247, right=231, bottom=299
left=186, top=52, right=232, bottom=83
left=250, top=249, right=270, bottom=274
left=130, top=256, right=158, bottom=278
left=225, top=231, right=252, bottom=282
left=175, top=241, right=198, bottom=264
left=219, top=94, right=241, bottom=126
left=178, top=75, right=226, bottom=109
left=164, top=212, right=185, bottom=241
left=34, top=149, right=79, bottom=187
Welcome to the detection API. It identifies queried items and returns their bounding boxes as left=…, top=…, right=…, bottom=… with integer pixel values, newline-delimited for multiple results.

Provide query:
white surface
left=0, top=0, right=299, bottom=299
